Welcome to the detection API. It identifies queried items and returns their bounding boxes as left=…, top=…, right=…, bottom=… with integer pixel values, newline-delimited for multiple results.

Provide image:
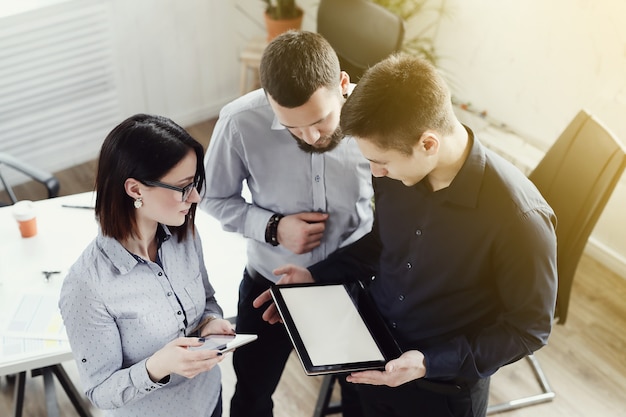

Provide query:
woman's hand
left=146, top=336, right=227, bottom=381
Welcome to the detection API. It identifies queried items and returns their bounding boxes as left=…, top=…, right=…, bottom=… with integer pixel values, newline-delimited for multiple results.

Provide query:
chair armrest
left=0, top=152, right=60, bottom=200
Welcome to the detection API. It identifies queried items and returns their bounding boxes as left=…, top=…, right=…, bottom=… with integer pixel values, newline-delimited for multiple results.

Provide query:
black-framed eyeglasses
left=141, top=179, right=199, bottom=202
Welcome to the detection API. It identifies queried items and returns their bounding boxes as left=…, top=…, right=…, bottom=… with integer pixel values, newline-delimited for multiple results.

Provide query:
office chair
left=317, top=0, right=405, bottom=81
left=487, top=109, right=626, bottom=413
left=0, top=152, right=60, bottom=206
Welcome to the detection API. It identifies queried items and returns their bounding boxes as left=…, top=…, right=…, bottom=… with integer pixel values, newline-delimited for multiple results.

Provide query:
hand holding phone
left=188, top=334, right=258, bottom=353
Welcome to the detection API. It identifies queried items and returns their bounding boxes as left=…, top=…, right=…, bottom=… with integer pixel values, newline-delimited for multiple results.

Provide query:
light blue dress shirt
left=59, top=225, right=223, bottom=416
left=200, top=88, right=374, bottom=281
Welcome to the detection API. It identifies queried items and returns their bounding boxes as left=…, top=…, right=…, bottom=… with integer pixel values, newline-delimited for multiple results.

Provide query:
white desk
left=0, top=192, right=246, bottom=416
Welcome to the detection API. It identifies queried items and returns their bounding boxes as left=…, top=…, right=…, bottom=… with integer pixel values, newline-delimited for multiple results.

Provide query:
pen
left=62, top=204, right=95, bottom=209
left=42, top=270, right=61, bottom=282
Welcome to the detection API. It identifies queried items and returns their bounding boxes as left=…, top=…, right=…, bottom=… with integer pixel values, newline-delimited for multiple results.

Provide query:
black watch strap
left=264, top=213, right=283, bottom=246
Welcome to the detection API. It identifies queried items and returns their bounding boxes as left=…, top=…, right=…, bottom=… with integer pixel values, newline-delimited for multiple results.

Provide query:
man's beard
left=290, top=127, right=344, bottom=154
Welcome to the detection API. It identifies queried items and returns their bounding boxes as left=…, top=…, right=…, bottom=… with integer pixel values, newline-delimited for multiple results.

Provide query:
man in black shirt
left=255, top=54, right=558, bottom=417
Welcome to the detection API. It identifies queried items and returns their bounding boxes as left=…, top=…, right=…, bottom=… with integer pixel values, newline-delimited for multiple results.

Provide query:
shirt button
left=177, top=311, right=182, bottom=315
left=167, top=292, right=172, bottom=296
left=315, top=174, right=321, bottom=182
left=415, top=229, right=422, bottom=236
left=407, top=262, right=412, bottom=269
left=158, top=272, right=163, bottom=276
left=398, top=295, right=405, bottom=301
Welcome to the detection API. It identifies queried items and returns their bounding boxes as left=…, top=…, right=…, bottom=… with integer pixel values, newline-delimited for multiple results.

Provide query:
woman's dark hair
left=259, top=30, right=341, bottom=108
left=95, top=114, right=205, bottom=242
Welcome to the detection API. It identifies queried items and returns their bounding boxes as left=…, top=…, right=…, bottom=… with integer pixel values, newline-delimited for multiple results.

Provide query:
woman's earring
left=134, top=198, right=143, bottom=209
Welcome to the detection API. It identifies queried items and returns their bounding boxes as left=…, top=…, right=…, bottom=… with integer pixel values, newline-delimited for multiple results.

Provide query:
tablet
left=188, top=333, right=258, bottom=353
left=270, top=281, right=401, bottom=375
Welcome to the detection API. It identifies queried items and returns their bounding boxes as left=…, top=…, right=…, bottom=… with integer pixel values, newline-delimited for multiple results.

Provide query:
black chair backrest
left=529, top=110, right=626, bottom=324
left=317, top=0, right=404, bottom=81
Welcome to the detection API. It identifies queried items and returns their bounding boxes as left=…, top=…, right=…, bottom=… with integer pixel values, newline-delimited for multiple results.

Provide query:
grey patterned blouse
left=59, top=224, right=223, bottom=416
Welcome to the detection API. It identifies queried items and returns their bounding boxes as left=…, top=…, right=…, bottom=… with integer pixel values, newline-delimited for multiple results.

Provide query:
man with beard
left=200, top=31, right=373, bottom=417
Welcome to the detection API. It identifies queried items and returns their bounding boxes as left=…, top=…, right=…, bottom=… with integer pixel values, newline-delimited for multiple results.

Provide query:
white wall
left=109, top=0, right=241, bottom=127
left=3, top=0, right=624, bottom=277
left=429, top=0, right=626, bottom=277
left=0, top=0, right=242, bottom=176
left=235, top=0, right=626, bottom=277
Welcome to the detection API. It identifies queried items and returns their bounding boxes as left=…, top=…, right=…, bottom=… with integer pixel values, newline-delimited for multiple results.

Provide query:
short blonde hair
left=341, top=54, right=455, bottom=155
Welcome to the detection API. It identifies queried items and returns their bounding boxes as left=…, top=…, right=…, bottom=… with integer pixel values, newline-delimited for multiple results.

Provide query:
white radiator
left=0, top=0, right=120, bottom=186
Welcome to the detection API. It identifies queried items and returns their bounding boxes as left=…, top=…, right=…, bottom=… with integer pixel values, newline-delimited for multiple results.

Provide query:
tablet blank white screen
left=280, top=285, right=384, bottom=366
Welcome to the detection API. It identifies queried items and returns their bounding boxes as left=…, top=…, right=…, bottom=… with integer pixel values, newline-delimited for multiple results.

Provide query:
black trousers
left=355, top=377, right=490, bottom=417
left=230, top=270, right=365, bottom=417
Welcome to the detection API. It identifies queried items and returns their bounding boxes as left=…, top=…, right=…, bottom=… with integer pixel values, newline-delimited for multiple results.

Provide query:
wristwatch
left=265, top=213, right=283, bottom=246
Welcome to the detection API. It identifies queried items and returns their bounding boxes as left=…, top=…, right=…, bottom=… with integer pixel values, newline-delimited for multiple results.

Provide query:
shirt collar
left=270, top=115, right=286, bottom=131
left=442, top=126, right=487, bottom=208
left=156, top=224, right=172, bottom=244
left=97, top=224, right=172, bottom=276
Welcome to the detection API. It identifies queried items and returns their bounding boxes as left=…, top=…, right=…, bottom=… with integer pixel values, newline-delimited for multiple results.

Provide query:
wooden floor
left=2, top=118, right=626, bottom=417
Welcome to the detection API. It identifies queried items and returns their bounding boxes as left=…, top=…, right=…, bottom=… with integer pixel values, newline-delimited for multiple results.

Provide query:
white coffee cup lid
left=13, top=200, right=36, bottom=221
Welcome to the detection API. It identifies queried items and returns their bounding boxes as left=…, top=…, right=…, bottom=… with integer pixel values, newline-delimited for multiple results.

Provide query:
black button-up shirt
left=310, top=131, right=557, bottom=382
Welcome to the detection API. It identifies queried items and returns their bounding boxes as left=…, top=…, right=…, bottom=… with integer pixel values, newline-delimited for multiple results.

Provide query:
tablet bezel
left=270, top=281, right=401, bottom=375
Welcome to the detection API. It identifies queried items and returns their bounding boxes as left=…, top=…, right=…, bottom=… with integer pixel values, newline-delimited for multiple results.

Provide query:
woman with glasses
left=59, top=114, right=233, bottom=417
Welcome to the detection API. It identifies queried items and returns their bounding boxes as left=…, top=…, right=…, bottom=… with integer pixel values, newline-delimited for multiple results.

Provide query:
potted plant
left=373, top=0, right=451, bottom=66
left=262, top=0, right=304, bottom=41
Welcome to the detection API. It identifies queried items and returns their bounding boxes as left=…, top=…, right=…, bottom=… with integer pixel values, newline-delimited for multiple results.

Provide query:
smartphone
left=189, top=333, right=258, bottom=353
